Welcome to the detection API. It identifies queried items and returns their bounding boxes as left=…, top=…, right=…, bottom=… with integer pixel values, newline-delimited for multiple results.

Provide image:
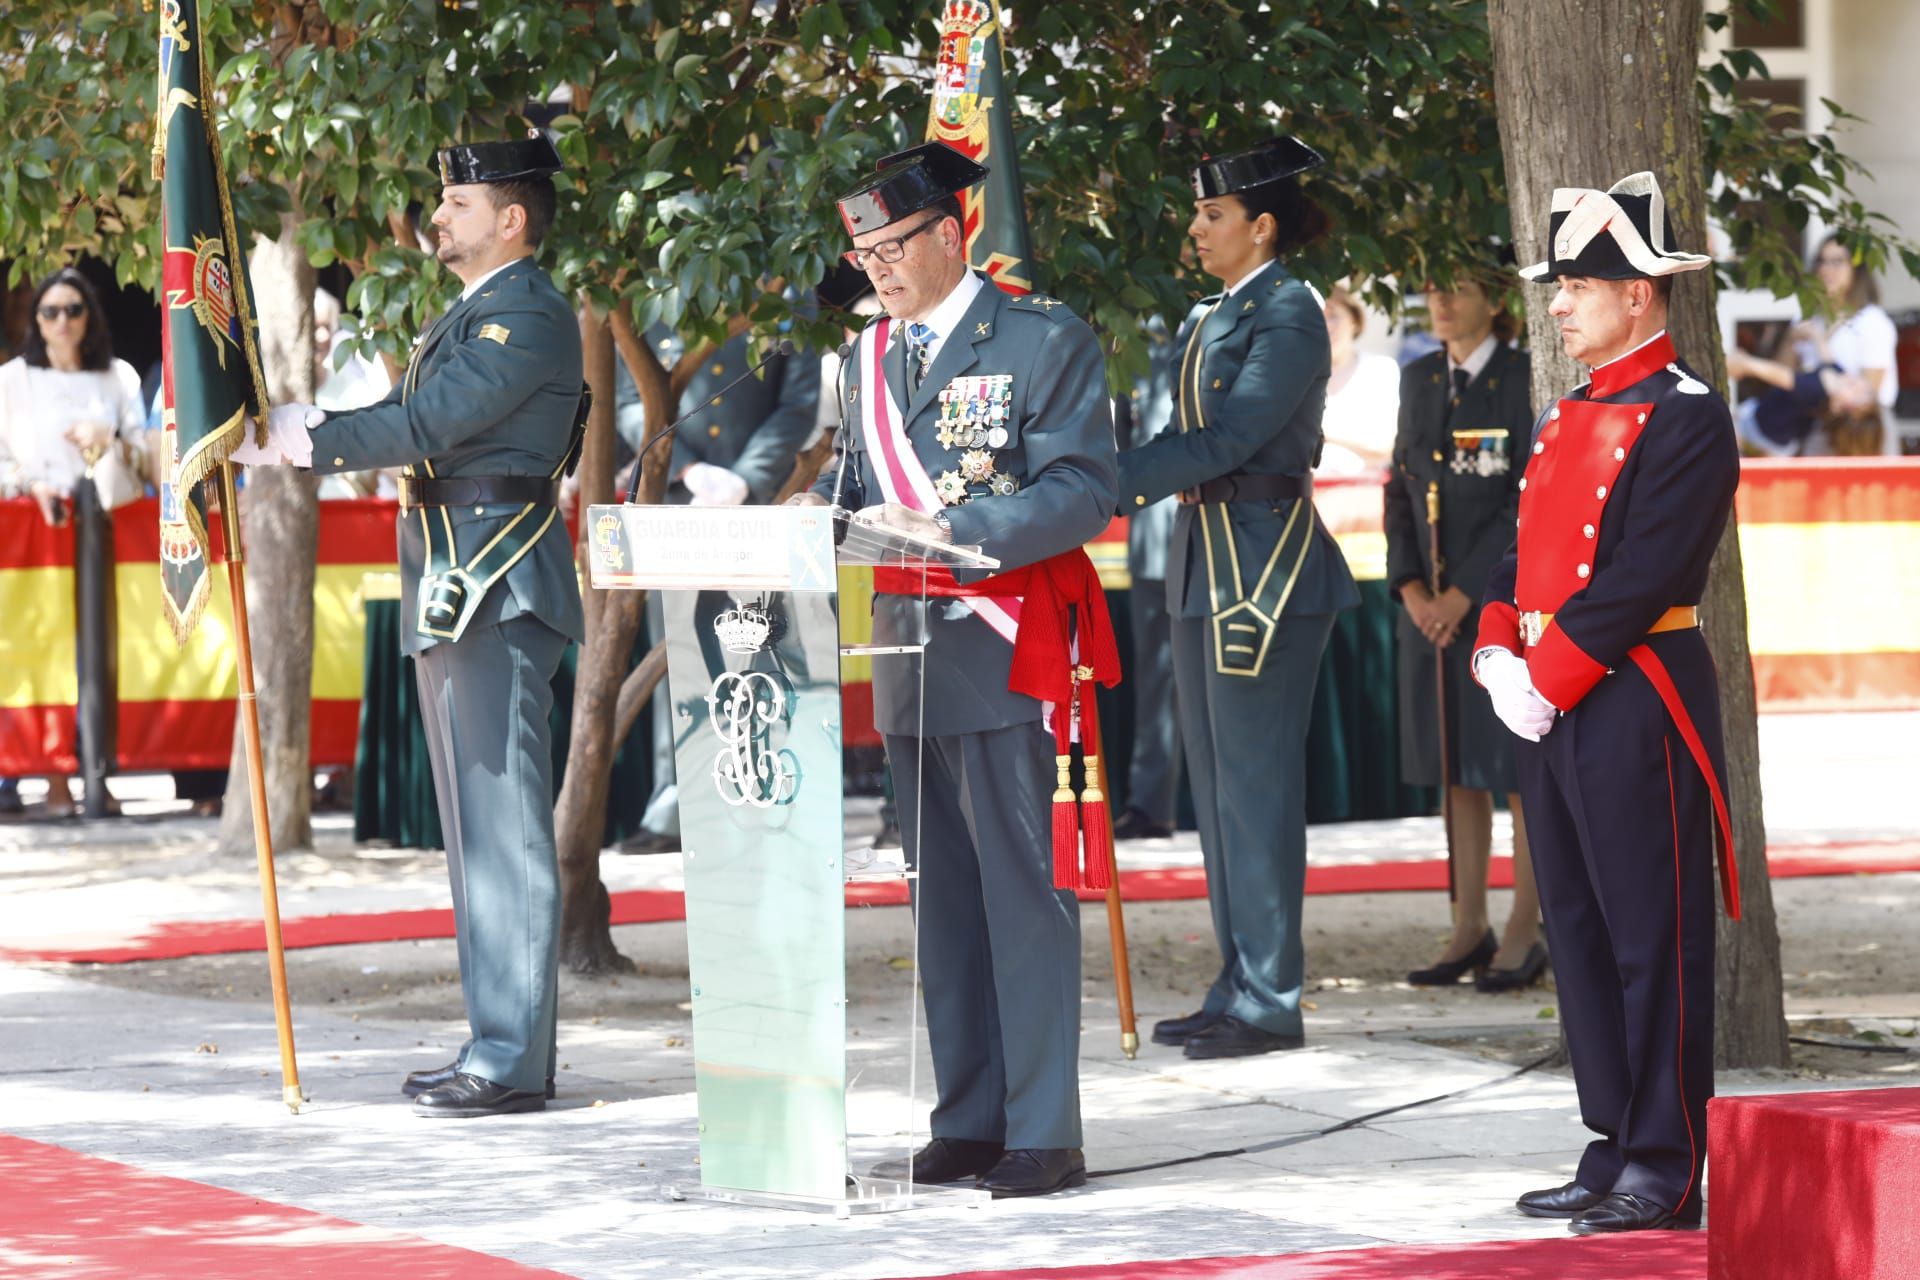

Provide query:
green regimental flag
left=926, top=0, right=1034, bottom=296
left=154, top=0, right=269, bottom=643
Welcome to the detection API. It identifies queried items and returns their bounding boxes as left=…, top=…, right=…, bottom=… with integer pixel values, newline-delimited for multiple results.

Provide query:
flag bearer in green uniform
left=1118, top=136, right=1359, bottom=1059
left=237, top=135, right=586, bottom=1117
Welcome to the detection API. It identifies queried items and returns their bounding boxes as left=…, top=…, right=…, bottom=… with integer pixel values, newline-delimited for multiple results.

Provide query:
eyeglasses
left=38, top=302, right=85, bottom=322
left=842, top=215, right=945, bottom=271
left=1815, top=253, right=1852, bottom=267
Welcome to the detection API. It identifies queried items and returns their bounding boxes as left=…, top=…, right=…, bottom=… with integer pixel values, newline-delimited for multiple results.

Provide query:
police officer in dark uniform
left=1385, top=270, right=1545, bottom=992
left=616, top=327, right=821, bottom=853
left=1473, top=171, right=1741, bottom=1233
left=246, top=135, right=585, bottom=1117
left=1118, top=136, right=1360, bottom=1059
left=795, top=141, right=1117, bottom=1198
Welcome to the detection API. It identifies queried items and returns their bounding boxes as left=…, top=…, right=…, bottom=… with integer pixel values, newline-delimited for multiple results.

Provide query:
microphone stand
left=826, top=339, right=865, bottom=544
left=624, top=337, right=797, bottom=504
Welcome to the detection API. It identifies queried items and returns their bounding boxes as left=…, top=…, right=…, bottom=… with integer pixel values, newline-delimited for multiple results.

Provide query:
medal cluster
left=932, top=374, right=1019, bottom=506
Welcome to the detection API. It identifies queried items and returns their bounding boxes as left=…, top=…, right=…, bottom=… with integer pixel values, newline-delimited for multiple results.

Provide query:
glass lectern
left=585, top=502, right=997, bottom=1216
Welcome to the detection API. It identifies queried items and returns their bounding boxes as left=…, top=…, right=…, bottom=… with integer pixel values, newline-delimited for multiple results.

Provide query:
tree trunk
left=219, top=210, right=320, bottom=858
left=1488, top=0, right=1789, bottom=1068
left=554, top=306, right=639, bottom=974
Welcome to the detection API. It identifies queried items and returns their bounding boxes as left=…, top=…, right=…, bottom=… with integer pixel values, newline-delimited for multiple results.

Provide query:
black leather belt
left=1182, top=472, right=1310, bottom=505
left=398, top=474, right=559, bottom=511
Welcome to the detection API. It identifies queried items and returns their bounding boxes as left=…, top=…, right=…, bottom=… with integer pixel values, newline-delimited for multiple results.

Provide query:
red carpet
left=899, top=1233, right=1705, bottom=1279
left=0, top=1135, right=571, bottom=1279
left=1709, top=1087, right=1920, bottom=1280
left=3, top=839, right=1913, bottom=966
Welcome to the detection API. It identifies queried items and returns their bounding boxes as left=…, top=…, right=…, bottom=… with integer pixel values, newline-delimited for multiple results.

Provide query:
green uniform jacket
left=309, top=257, right=585, bottom=654
left=1117, top=259, right=1358, bottom=675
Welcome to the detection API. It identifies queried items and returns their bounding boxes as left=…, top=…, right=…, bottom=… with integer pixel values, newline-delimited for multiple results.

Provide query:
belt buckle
left=397, top=475, right=416, bottom=510
left=1520, top=611, right=1545, bottom=648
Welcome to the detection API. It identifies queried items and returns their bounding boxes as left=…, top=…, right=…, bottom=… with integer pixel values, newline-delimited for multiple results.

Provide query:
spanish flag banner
left=926, top=0, right=1034, bottom=296
left=154, top=0, right=270, bottom=642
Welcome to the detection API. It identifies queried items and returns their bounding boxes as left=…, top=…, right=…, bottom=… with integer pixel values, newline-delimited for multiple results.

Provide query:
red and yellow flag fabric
left=154, top=0, right=270, bottom=641
left=926, top=0, right=1034, bottom=296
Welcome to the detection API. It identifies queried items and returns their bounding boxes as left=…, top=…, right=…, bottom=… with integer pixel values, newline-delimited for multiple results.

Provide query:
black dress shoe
left=1150, top=1009, right=1220, bottom=1047
left=412, top=1072, right=547, bottom=1118
left=975, top=1148, right=1087, bottom=1199
left=1516, top=1180, right=1609, bottom=1218
left=869, top=1137, right=1003, bottom=1184
left=403, top=1062, right=555, bottom=1100
left=1476, top=941, right=1550, bottom=993
left=1111, top=807, right=1174, bottom=841
left=1182, top=1015, right=1305, bottom=1060
left=615, top=829, right=681, bottom=855
left=1407, top=929, right=1498, bottom=986
left=1571, top=1191, right=1694, bottom=1234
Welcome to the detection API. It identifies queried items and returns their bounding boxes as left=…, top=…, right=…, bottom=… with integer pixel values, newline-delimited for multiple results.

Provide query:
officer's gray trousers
left=414, top=614, right=567, bottom=1093
left=1171, top=611, right=1334, bottom=1038
left=886, top=722, right=1083, bottom=1150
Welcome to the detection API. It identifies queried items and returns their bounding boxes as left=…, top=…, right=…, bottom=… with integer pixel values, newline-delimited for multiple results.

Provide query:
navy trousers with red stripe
left=1515, top=630, right=1720, bottom=1216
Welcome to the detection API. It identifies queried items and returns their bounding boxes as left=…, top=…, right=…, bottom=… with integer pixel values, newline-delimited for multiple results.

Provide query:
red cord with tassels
left=875, top=545, right=1122, bottom=890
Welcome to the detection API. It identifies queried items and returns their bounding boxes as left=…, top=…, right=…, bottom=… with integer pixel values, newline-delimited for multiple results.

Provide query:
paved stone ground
left=0, top=711, right=1915, bottom=1278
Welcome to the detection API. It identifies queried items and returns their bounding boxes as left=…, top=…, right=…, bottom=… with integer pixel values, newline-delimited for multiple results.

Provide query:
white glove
left=1476, top=648, right=1559, bottom=742
left=230, top=404, right=322, bottom=468
left=683, top=461, right=749, bottom=506
left=266, top=403, right=321, bottom=468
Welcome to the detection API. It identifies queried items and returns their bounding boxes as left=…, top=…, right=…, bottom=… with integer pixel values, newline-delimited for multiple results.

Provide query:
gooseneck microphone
left=623, top=337, right=797, bottom=504
left=827, top=341, right=866, bottom=539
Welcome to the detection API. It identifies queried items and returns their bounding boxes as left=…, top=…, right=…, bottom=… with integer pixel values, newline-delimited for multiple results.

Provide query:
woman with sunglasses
left=0, top=266, right=147, bottom=817
left=1117, top=136, right=1360, bottom=1058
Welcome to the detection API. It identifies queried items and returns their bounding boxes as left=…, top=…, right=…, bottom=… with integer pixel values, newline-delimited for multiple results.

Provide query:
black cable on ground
left=1088, top=1050, right=1559, bottom=1181
left=1788, top=1034, right=1916, bottom=1056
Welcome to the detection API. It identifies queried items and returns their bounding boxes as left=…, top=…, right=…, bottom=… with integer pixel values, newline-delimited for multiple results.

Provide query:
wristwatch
left=931, top=509, right=953, bottom=540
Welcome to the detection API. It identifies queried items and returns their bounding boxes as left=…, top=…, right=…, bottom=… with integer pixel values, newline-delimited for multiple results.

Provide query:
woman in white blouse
left=1729, top=236, right=1902, bottom=455
left=1315, top=286, right=1400, bottom=475
left=0, top=267, right=146, bottom=817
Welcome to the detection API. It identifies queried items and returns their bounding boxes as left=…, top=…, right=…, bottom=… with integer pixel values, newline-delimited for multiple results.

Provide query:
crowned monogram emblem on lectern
left=715, top=603, right=774, bottom=654
left=707, top=671, right=798, bottom=809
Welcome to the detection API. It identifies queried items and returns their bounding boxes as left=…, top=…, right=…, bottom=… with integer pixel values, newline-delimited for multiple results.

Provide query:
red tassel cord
left=1050, top=699, right=1081, bottom=891
left=1076, top=667, right=1113, bottom=890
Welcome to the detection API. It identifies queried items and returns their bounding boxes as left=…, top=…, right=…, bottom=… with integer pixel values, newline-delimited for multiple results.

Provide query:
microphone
left=827, top=341, right=865, bottom=542
left=624, top=337, right=797, bottom=503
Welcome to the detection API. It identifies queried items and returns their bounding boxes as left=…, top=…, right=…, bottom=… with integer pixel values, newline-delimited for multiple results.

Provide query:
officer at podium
left=236, top=134, right=585, bottom=1119
left=794, top=140, right=1117, bottom=1198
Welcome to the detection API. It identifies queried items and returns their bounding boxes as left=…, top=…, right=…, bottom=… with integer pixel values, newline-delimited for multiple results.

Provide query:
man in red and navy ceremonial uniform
left=1472, top=172, right=1741, bottom=1235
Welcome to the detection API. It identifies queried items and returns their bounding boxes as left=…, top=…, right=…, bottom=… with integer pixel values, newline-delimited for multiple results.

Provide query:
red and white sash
left=857, top=316, right=1023, bottom=646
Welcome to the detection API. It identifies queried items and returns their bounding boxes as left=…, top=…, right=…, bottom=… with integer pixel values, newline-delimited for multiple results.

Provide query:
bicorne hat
left=1519, top=171, right=1710, bottom=282
left=1191, top=135, right=1323, bottom=200
left=836, top=142, right=989, bottom=236
left=437, top=132, right=564, bottom=187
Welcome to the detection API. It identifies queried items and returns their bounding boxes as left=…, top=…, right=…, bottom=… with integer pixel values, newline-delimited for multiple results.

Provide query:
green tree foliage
left=3, top=1, right=1910, bottom=380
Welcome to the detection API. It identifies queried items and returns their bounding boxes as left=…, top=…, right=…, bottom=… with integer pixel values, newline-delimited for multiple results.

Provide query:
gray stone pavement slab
left=1, top=709, right=1914, bottom=1277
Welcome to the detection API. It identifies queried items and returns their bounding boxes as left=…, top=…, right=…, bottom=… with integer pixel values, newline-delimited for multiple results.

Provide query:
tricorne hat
left=836, top=141, right=989, bottom=236
left=1519, top=171, right=1710, bottom=282
left=1191, top=135, right=1323, bottom=200
left=437, top=132, right=564, bottom=186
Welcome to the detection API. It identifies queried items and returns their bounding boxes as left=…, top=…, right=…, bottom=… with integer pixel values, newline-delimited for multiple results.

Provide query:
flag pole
left=216, top=460, right=303, bottom=1114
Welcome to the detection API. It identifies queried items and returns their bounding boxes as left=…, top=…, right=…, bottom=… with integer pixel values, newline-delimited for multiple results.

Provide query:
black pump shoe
left=1407, top=929, right=1497, bottom=986
left=1477, top=941, right=1550, bottom=993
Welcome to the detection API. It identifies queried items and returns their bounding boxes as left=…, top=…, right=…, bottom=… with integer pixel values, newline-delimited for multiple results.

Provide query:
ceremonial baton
left=1084, top=703, right=1139, bottom=1059
left=1426, top=482, right=1457, bottom=906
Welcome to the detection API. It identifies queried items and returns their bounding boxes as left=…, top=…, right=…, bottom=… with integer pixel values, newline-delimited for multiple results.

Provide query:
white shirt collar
left=1589, top=328, right=1669, bottom=373
left=1447, top=334, right=1500, bottom=383
left=458, top=257, right=524, bottom=302
left=1224, top=260, right=1273, bottom=298
left=905, top=269, right=985, bottom=363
